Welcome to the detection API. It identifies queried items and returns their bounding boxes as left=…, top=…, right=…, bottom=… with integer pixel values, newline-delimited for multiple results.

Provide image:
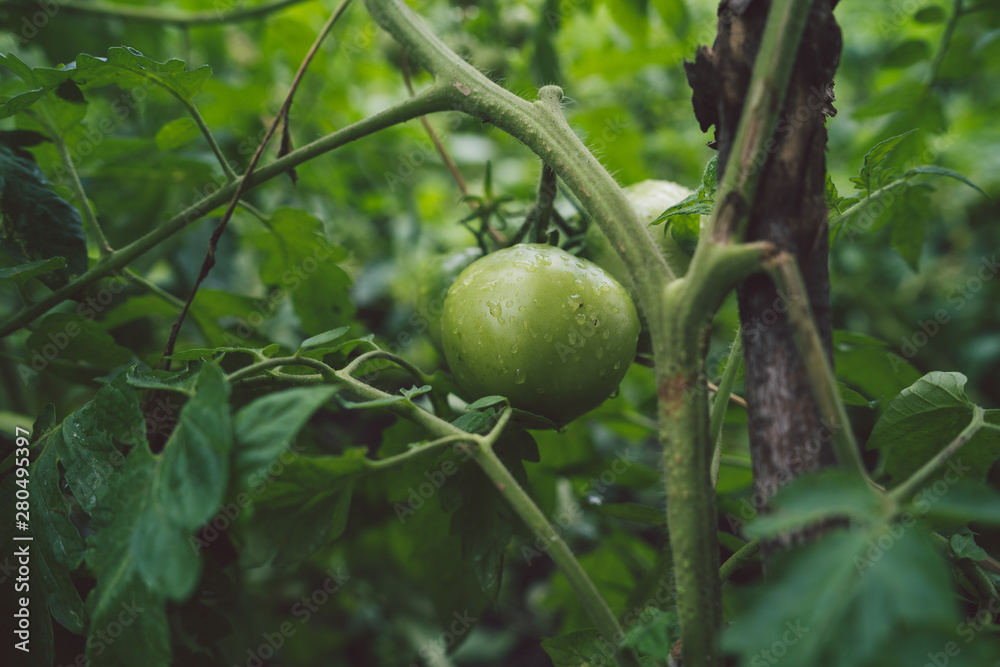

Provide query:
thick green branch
left=48, top=0, right=313, bottom=25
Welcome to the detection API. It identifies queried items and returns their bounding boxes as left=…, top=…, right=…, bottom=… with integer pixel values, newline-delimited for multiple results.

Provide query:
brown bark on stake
left=686, top=0, right=842, bottom=561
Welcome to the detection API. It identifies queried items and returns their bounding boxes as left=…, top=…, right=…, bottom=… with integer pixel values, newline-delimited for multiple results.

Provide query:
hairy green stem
left=0, top=85, right=451, bottom=340
left=719, top=537, right=761, bottom=583
left=710, top=333, right=743, bottom=486
left=765, top=252, right=868, bottom=479
left=470, top=440, right=631, bottom=664
left=47, top=0, right=313, bottom=25
left=890, top=407, right=984, bottom=502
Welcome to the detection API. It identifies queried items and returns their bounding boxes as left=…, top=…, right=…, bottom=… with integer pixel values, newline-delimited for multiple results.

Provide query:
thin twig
left=159, top=0, right=352, bottom=370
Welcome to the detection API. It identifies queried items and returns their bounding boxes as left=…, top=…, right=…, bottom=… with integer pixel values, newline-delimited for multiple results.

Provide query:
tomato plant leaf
left=914, top=480, right=1000, bottom=526
left=0, top=145, right=87, bottom=288
left=233, top=385, right=337, bottom=470
left=888, top=182, right=932, bottom=270
left=126, top=363, right=203, bottom=394
left=950, top=530, right=988, bottom=561
left=867, top=373, right=1000, bottom=487
left=743, top=470, right=885, bottom=538
left=297, top=326, right=351, bottom=353
left=249, top=207, right=353, bottom=335
left=154, top=117, right=199, bottom=150
left=242, top=449, right=371, bottom=568
left=0, top=257, right=65, bottom=285
left=156, top=362, right=232, bottom=530
left=849, top=130, right=916, bottom=195
left=53, top=47, right=211, bottom=102
left=832, top=329, right=921, bottom=406
left=723, top=526, right=956, bottom=666
left=85, top=447, right=172, bottom=666
left=26, top=313, right=133, bottom=372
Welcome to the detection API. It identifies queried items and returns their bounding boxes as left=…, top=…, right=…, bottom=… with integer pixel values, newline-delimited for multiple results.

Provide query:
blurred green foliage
left=1, top=0, right=1000, bottom=665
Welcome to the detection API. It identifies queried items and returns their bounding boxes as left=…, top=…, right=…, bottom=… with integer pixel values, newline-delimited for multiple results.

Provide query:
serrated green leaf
left=744, top=471, right=886, bottom=538
left=906, top=165, right=989, bottom=198
left=889, top=183, right=932, bottom=270
left=250, top=207, right=353, bottom=335
left=57, top=373, right=142, bottom=512
left=0, top=145, right=87, bottom=288
left=723, top=527, right=956, bottom=666
left=85, top=447, right=172, bottom=666
left=55, top=47, right=211, bottom=102
left=832, top=330, right=921, bottom=406
left=233, top=385, right=337, bottom=469
left=157, top=363, right=232, bottom=530
left=950, top=531, right=988, bottom=561
left=868, top=373, right=1000, bottom=487
left=26, top=313, right=133, bottom=371
left=851, top=130, right=917, bottom=195
left=154, top=117, right=200, bottom=150
left=126, top=363, right=203, bottom=394
left=297, top=326, right=351, bottom=352
left=824, top=172, right=842, bottom=213
left=0, top=256, right=66, bottom=285
left=244, top=449, right=371, bottom=568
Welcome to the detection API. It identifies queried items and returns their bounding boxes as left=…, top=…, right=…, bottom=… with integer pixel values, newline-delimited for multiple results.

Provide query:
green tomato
left=584, top=179, right=696, bottom=284
left=415, top=248, right=481, bottom=352
left=441, top=243, right=641, bottom=426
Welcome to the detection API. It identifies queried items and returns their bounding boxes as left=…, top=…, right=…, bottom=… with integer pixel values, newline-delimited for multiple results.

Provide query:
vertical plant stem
left=765, top=253, right=868, bottom=478
left=710, top=333, right=743, bottom=486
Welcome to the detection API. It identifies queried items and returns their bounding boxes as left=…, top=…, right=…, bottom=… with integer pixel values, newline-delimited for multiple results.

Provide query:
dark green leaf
left=249, top=207, right=353, bottom=336
left=85, top=447, right=171, bottom=665
left=233, top=385, right=337, bottom=469
left=825, top=172, right=842, bottom=213
left=744, top=470, right=885, bottom=538
left=297, top=326, right=351, bottom=352
left=916, top=480, right=1000, bottom=526
left=868, top=373, right=1000, bottom=487
left=452, top=410, right=495, bottom=433
left=0, top=256, right=66, bottom=285
left=0, top=145, right=87, bottom=288
left=51, top=47, right=211, bottom=102
left=723, top=527, right=956, bottom=666
left=157, top=363, right=232, bottom=530
left=889, top=183, right=932, bottom=270
left=850, top=130, right=917, bottom=194
left=883, top=40, right=931, bottom=68
left=950, top=531, right=988, bottom=561
left=244, top=449, right=371, bottom=568
left=26, top=313, right=134, bottom=371
left=126, top=363, right=203, bottom=394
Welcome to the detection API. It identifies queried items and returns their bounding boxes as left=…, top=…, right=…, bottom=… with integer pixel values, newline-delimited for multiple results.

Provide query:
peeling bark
left=686, top=0, right=842, bottom=562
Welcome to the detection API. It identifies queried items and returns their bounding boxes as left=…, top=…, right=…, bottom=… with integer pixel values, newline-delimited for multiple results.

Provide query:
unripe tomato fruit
left=441, top=244, right=641, bottom=426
